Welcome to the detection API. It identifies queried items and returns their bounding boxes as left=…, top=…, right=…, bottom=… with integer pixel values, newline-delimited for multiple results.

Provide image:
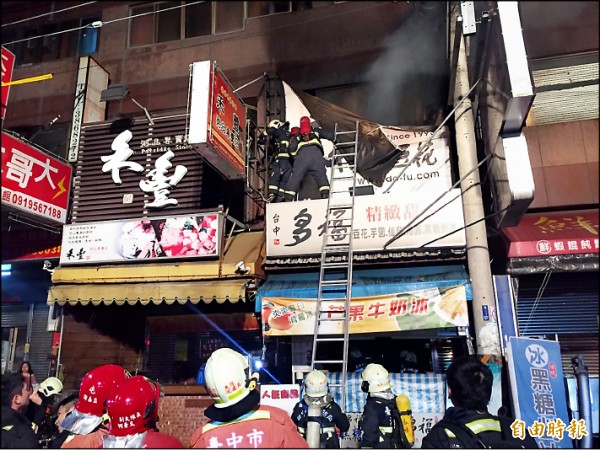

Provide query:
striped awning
left=47, top=279, right=248, bottom=306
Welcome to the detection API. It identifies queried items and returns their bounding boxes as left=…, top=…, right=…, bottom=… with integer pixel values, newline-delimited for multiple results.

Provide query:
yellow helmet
left=204, top=348, right=259, bottom=408
left=304, top=369, right=328, bottom=398
left=38, top=377, right=63, bottom=397
left=361, top=363, right=392, bottom=393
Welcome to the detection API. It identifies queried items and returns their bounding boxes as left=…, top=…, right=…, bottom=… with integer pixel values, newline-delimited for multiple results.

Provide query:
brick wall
left=158, top=395, right=212, bottom=446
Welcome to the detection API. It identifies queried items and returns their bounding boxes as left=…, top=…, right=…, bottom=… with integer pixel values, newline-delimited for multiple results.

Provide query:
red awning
left=503, top=209, right=599, bottom=258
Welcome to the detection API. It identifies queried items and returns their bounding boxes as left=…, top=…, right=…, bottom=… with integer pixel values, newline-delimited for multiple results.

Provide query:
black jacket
left=360, top=396, right=410, bottom=449
left=421, top=407, right=539, bottom=449
left=1, top=406, right=42, bottom=449
left=291, top=398, right=350, bottom=448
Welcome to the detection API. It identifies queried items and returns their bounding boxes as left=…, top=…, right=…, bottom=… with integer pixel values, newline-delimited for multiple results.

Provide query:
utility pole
left=450, top=3, right=501, bottom=356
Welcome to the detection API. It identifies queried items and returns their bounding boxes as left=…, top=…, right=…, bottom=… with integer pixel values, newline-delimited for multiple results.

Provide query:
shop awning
left=47, top=279, right=249, bottom=306
left=47, top=231, right=265, bottom=306
left=503, top=209, right=599, bottom=274
left=257, top=265, right=472, bottom=304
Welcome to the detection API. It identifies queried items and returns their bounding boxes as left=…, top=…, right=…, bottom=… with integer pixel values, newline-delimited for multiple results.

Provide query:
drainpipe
left=55, top=307, right=65, bottom=378
left=572, top=356, right=592, bottom=448
left=450, top=4, right=501, bottom=356
left=24, top=304, right=34, bottom=360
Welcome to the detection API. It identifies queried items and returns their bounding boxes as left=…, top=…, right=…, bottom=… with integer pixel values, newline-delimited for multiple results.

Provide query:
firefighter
left=189, top=348, right=308, bottom=448
left=283, top=116, right=335, bottom=201
left=26, top=377, right=63, bottom=447
left=359, top=364, right=410, bottom=449
left=59, top=365, right=131, bottom=448
left=259, top=119, right=292, bottom=203
left=291, top=369, right=350, bottom=448
left=103, top=375, right=184, bottom=448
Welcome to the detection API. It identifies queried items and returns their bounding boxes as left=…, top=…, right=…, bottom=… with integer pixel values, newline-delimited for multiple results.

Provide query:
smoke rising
left=364, top=2, right=448, bottom=126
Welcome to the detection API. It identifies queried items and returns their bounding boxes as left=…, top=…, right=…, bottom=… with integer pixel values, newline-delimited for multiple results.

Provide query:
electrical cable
left=2, top=1, right=206, bottom=46
left=1, top=1, right=98, bottom=28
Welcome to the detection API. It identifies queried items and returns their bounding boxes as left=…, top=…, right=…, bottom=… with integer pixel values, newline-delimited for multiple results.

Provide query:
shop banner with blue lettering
left=507, top=337, right=573, bottom=448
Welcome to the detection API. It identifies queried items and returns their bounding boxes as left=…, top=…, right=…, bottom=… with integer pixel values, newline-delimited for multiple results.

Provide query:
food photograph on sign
left=261, top=285, right=468, bottom=336
left=60, top=213, right=220, bottom=265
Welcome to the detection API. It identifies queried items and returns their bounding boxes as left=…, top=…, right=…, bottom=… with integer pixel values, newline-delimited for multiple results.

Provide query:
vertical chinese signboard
left=188, top=60, right=246, bottom=180
left=1, top=46, right=16, bottom=120
left=1, top=132, right=72, bottom=224
left=506, top=337, right=575, bottom=448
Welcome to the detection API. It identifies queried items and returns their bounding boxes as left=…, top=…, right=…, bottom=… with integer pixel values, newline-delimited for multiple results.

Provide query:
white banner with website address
left=266, top=189, right=466, bottom=257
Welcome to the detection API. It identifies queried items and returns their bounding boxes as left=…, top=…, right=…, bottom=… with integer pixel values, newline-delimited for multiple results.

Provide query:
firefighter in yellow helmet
left=189, top=348, right=308, bottom=448
left=291, top=369, right=350, bottom=448
left=359, top=364, right=411, bottom=448
left=259, top=119, right=292, bottom=203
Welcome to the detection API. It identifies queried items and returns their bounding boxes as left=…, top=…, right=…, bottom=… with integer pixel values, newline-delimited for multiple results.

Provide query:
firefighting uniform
left=190, top=403, right=308, bottom=448
left=61, top=426, right=108, bottom=448
left=283, top=127, right=335, bottom=201
left=360, top=396, right=410, bottom=448
left=291, top=398, right=350, bottom=448
left=262, top=126, right=292, bottom=202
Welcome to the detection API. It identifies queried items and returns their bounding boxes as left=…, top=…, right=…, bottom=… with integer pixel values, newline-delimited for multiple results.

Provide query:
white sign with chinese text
left=259, top=384, right=301, bottom=416
left=266, top=189, right=466, bottom=257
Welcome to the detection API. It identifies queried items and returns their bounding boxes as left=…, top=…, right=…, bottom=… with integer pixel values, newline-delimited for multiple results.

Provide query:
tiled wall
left=523, top=119, right=599, bottom=208
left=158, top=395, right=212, bottom=446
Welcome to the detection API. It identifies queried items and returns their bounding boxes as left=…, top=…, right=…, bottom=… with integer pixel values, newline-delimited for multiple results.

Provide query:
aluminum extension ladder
left=310, top=121, right=359, bottom=413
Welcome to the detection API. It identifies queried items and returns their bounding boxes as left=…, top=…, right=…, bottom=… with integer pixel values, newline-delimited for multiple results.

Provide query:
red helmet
left=290, top=126, right=300, bottom=137
left=300, top=116, right=312, bottom=136
left=105, top=376, right=161, bottom=437
left=75, top=365, right=131, bottom=417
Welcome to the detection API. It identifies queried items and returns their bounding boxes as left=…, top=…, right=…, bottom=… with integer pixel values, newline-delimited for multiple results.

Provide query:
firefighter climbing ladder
left=310, top=121, right=359, bottom=412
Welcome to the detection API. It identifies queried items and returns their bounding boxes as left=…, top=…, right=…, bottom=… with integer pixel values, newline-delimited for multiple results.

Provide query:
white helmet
left=38, top=377, right=63, bottom=397
left=204, top=348, right=258, bottom=408
left=268, top=119, right=288, bottom=129
left=361, top=363, right=392, bottom=393
left=304, top=369, right=328, bottom=398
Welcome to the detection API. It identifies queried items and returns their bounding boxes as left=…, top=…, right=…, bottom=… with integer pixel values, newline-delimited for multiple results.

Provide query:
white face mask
left=102, top=431, right=147, bottom=448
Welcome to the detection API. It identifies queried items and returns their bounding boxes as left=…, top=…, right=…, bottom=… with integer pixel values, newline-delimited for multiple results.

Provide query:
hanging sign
left=1, top=46, right=15, bottom=119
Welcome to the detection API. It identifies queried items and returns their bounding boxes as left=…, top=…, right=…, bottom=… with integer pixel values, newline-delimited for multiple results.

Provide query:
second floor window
left=129, top=2, right=245, bottom=47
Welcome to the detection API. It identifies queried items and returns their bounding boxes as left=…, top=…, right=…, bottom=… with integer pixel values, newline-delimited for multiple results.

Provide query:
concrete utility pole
left=450, top=3, right=501, bottom=356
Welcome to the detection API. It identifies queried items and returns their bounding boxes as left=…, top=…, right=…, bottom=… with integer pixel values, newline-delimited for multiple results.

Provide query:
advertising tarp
left=59, top=212, right=221, bottom=265
left=1, top=132, right=72, bottom=224
left=506, top=337, right=574, bottom=448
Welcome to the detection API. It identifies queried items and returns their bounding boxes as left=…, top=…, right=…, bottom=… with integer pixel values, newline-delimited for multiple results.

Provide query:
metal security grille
left=516, top=272, right=599, bottom=336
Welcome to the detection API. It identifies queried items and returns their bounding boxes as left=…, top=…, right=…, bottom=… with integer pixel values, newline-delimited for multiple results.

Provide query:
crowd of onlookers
left=1, top=353, right=539, bottom=448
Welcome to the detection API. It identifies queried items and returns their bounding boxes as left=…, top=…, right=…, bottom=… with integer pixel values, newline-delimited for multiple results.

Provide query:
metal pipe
left=572, top=356, right=593, bottom=448
left=55, top=307, right=65, bottom=378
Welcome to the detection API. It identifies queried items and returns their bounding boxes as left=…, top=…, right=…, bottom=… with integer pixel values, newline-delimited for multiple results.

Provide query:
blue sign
left=507, top=337, right=573, bottom=448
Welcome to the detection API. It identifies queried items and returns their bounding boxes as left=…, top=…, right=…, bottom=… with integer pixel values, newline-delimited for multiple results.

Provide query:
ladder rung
left=335, top=130, right=357, bottom=135
left=313, top=360, right=345, bottom=365
left=317, top=297, right=348, bottom=301
left=315, top=337, right=345, bottom=342
left=320, top=279, right=348, bottom=286
left=322, top=262, right=350, bottom=269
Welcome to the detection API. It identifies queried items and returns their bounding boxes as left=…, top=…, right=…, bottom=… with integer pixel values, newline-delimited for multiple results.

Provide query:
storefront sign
left=260, top=384, right=300, bottom=415
left=188, top=60, right=246, bottom=180
left=68, top=56, right=109, bottom=162
left=59, top=212, right=221, bottom=265
left=13, top=245, right=62, bottom=261
left=504, top=210, right=599, bottom=257
left=262, top=285, right=468, bottom=336
left=325, top=127, right=452, bottom=196
left=506, top=337, right=574, bottom=448
left=1, top=132, right=72, bottom=224
left=266, top=188, right=465, bottom=256
left=1, top=46, right=15, bottom=119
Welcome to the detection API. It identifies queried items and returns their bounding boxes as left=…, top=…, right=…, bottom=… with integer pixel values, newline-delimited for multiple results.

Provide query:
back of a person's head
left=446, top=356, right=493, bottom=411
left=2, top=372, right=25, bottom=407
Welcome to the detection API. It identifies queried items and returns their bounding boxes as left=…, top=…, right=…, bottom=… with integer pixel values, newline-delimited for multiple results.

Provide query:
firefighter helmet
left=268, top=119, right=285, bottom=129
left=38, top=377, right=63, bottom=398
left=105, top=376, right=160, bottom=437
left=361, top=363, right=392, bottom=393
left=74, top=364, right=131, bottom=417
left=204, top=348, right=259, bottom=408
left=304, top=369, right=328, bottom=398
left=290, top=126, right=300, bottom=137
